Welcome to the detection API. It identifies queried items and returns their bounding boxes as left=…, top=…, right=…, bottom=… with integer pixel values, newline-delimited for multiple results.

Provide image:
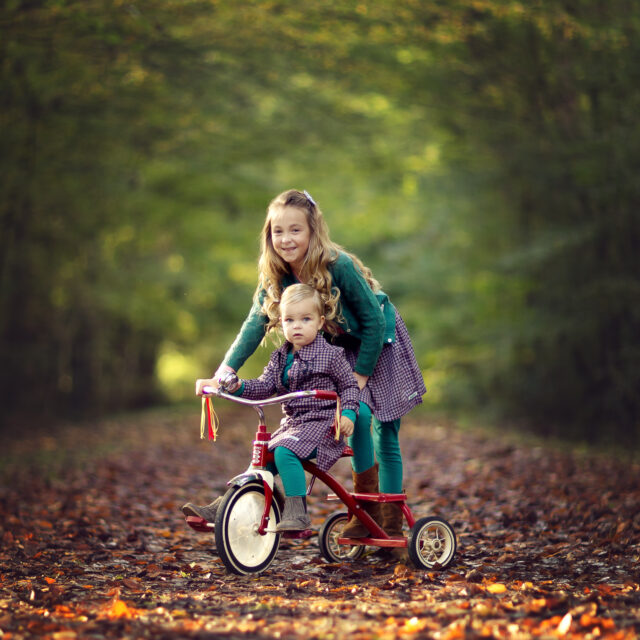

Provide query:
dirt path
left=1, top=405, right=639, bottom=639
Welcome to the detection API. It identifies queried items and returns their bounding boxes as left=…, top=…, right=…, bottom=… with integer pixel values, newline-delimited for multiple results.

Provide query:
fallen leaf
left=557, top=612, right=572, bottom=635
left=486, top=583, right=507, bottom=594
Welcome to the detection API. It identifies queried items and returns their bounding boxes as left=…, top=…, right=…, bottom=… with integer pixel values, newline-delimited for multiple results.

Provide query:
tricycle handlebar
left=202, top=386, right=337, bottom=406
left=202, top=386, right=337, bottom=424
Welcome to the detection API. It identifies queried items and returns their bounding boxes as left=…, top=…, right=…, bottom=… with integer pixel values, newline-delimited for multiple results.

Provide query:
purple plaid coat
left=240, top=335, right=360, bottom=471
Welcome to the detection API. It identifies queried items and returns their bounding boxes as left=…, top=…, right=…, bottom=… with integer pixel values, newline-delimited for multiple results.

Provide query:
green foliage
left=1, top=1, right=638, bottom=447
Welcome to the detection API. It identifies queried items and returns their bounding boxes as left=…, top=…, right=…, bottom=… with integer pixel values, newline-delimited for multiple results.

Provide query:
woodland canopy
left=2, top=1, right=638, bottom=446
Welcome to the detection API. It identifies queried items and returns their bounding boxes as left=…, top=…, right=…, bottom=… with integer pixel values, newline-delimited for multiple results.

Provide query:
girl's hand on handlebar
left=195, top=378, right=217, bottom=396
left=339, top=415, right=354, bottom=437
left=195, top=365, right=237, bottom=395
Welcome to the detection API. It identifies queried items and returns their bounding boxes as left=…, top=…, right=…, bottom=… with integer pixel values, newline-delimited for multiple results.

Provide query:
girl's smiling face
left=280, top=297, right=324, bottom=351
left=270, top=206, right=311, bottom=273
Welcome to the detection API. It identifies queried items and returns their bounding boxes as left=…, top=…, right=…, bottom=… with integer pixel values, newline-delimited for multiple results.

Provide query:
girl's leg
left=348, top=402, right=375, bottom=473
left=372, top=418, right=407, bottom=555
left=372, top=418, right=403, bottom=494
left=342, top=403, right=383, bottom=537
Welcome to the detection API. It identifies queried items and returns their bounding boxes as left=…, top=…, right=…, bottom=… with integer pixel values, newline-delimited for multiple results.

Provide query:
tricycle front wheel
left=214, top=481, right=281, bottom=575
left=318, top=512, right=366, bottom=563
left=408, top=516, right=456, bottom=570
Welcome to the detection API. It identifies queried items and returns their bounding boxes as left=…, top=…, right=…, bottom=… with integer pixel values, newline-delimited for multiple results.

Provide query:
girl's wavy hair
left=256, top=189, right=380, bottom=336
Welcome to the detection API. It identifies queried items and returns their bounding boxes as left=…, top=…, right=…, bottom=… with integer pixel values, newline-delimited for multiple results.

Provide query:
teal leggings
left=348, top=404, right=403, bottom=494
left=271, top=408, right=403, bottom=496
left=271, top=447, right=315, bottom=497
left=372, top=417, right=403, bottom=494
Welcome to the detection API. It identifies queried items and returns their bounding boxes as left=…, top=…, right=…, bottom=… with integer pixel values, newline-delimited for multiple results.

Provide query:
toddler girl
left=207, top=283, right=362, bottom=531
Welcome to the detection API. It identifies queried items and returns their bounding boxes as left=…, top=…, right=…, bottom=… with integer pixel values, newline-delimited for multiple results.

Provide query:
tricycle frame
left=185, top=386, right=456, bottom=574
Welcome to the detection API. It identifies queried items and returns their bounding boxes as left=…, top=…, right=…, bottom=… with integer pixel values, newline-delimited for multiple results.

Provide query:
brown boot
left=381, top=502, right=404, bottom=536
left=341, top=464, right=383, bottom=538
left=381, top=501, right=409, bottom=562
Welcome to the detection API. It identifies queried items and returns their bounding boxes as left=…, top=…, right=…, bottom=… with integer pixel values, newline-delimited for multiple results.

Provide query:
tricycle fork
left=224, top=468, right=276, bottom=535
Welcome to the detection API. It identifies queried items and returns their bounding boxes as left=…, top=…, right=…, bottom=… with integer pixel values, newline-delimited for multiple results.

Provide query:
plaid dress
left=240, top=335, right=360, bottom=471
left=334, top=310, right=426, bottom=423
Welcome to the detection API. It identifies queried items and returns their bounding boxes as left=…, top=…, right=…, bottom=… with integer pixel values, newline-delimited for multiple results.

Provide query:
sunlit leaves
left=2, top=409, right=639, bottom=637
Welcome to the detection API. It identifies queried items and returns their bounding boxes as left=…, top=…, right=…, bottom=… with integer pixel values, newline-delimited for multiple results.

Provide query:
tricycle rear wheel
left=318, top=512, right=366, bottom=563
left=408, top=516, right=456, bottom=569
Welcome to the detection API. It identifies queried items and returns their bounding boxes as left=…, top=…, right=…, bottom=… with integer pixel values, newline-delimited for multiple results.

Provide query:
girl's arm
left=353, top=372, right=369, bottom=390
left=332, top=348, right=360, bottom=407
left=222, top=298, right=269, bottom=372
left=332, top=253, right=385, bottom=376
left=333, top=351, right=361, bottom=436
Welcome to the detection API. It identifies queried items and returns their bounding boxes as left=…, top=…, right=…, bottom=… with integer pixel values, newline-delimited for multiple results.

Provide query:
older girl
left=188, top=190, right=425, bottom=545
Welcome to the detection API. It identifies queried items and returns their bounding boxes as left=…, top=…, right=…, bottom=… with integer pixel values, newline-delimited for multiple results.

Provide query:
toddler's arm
left=330, top=348, right=361, bottom=436
left=239, top=355, right=279, bottom=400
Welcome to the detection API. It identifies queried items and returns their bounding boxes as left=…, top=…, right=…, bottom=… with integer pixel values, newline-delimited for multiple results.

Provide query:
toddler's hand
left=339, top=416, right=354, bottom=438
left=222, top=377, right=241, bottom=393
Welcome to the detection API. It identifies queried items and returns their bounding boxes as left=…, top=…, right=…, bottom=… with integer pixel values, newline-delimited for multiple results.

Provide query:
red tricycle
left=185, top=382, right=457, bottom=575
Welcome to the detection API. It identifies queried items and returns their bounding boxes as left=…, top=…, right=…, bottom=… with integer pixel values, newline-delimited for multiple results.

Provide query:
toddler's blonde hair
left=280, top=283, right=325, bottom=319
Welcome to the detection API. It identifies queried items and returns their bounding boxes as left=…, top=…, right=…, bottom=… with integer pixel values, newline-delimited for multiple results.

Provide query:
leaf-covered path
left=1, top=406, right=639, bottom=639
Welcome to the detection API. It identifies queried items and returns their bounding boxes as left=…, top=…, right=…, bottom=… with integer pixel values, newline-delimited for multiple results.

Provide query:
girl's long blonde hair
left=256, top=189, right=380, bottom=335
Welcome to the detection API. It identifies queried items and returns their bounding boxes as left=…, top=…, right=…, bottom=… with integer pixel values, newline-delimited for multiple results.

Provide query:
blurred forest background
left=1, top=1, right=638, bottom=447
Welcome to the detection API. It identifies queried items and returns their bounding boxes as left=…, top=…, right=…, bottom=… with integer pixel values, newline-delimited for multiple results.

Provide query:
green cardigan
left=223, top=252, right=396, bottom=376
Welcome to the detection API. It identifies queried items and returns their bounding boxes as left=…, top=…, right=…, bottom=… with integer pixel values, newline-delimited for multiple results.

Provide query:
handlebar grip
left=202, top=385, right=215, bottom=395
left=313, top=390, right=338, bottom=400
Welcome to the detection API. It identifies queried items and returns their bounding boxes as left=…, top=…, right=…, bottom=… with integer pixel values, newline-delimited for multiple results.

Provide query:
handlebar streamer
left=200, top=396, right=218, bottom=441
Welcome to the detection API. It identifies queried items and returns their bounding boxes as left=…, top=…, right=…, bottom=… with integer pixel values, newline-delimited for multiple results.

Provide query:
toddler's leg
left=273, top=446, right=307, bottom=496
left=182, top=459, right=281, bottom=523
left=274, top=446, right=311, bottom=531
left=348, top=402, right=375, bottom=473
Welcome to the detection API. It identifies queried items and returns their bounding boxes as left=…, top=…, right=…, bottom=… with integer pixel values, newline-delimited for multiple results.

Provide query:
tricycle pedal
left=185, top=516, right=214, bottom=532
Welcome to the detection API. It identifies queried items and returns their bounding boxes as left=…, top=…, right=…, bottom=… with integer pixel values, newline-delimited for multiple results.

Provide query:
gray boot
left=276, top=496, right=311, bottom=532
left=182, top=496, right=223, bottom=522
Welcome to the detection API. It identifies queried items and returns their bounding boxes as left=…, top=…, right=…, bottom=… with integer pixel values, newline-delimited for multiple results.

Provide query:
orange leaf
left=100, top=591, right=140, bottom=621
left=44, top=577, right=56, bottom=585
left=106, top=599, right=137, bottom=619
left=400, top=617, right=430, bottom=634
left=486, top=583, right=507, bottom=594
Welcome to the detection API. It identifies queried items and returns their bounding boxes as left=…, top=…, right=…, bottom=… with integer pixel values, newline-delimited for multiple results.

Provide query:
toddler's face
left=281, top=298, right=324, bottom=351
